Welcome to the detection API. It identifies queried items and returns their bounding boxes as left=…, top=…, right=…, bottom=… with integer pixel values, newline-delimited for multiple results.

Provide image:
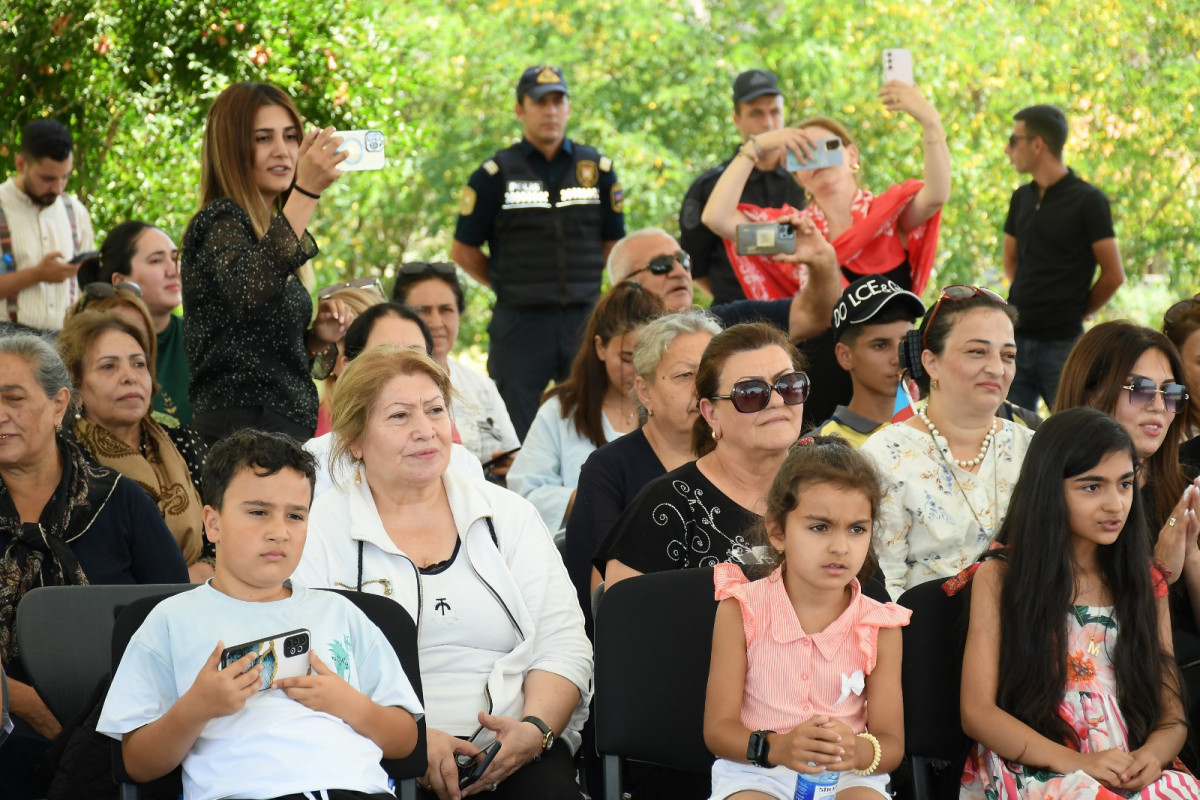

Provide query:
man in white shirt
left=0, top=119, right=95, bottom=333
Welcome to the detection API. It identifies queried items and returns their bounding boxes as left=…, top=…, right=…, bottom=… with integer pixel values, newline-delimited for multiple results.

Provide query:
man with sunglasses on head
left=607, top=224, right=846, bottom=425
left=1003, top=104, right=1124, bottom=411
left=0, top=119, right=95, bottom=335
left=678, top=69, right=807, bottom=306
left=451, top=65, right=625, bottom=440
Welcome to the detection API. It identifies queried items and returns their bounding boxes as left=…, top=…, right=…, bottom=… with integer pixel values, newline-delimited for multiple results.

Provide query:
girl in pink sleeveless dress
left=960, top=407, right=1200, bottom=799
left=703, top=437, right=910, bottom=799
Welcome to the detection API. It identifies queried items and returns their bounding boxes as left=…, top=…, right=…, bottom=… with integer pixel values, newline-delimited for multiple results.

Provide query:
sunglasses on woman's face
left=1122, top=377, right=1189, bottom=414
left=709, top=370, right=810, bottom=414
left=628, top=251, right=691, bottom=279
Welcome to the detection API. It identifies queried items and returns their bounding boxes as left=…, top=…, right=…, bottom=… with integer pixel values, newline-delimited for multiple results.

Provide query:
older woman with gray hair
left=0, top=334, right=187, bottom=798
left=563, top=309, right=722, bottom=628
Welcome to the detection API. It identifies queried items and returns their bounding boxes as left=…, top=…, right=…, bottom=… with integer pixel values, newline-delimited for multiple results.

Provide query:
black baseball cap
left=832, top=275, right=926, bottom=342
left=733, top=69, right=781, bottom=106
left=517, top=65, right=569, bottom=101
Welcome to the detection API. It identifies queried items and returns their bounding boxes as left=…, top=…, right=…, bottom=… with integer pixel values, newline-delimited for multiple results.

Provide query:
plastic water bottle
left=793, top=765, right=839, bottom=800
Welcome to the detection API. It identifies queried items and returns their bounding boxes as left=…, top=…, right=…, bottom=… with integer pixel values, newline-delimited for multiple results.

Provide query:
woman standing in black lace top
left=181, top=82, right=351, bottom=443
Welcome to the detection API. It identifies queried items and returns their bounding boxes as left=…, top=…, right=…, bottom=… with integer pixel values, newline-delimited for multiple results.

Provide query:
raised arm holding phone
left=702, top=61, right=950, bottom=300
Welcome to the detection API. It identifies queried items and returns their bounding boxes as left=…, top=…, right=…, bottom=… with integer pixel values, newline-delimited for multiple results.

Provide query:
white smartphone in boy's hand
left=883, top=49, right=914, bottom=85
left=220, top=628, right=312, bottom=692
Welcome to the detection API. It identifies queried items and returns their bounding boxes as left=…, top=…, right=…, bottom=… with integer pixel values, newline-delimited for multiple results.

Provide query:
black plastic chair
left=15, top=584, right=194, bottom=726
left=1, top=660, right=10, bottom=749
left=593, top=567, right=718, bottom=800
left=896, top=577, right=970, bottom=800
left=110, top=588, right=427, bottom=800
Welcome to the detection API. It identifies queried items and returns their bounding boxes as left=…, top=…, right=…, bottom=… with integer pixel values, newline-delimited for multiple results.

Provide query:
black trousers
left=416, top=740, right=581, bottom=800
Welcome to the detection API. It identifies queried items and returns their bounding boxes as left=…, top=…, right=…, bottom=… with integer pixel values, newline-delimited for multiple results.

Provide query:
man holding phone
left=0, top=119, right=95, bottom=333
left=1003, top=104, right=1124, bottom=410
left=452, top=65, right=625, bottom=440
left=678, top=69, right=807, bottom=305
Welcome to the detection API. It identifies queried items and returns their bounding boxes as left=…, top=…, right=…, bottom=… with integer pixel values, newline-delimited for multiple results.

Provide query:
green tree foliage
left=4, top=0, right=1198, bottom=347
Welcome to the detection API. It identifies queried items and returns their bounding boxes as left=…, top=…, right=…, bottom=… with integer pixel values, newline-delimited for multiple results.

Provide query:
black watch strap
left=522, top=715, right=554, bottom=755
left=747, top=729, right=772, bottom=767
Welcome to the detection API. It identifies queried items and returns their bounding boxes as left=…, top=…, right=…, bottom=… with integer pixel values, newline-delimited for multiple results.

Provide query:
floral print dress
left=961, top=606, right=1200, bottom=799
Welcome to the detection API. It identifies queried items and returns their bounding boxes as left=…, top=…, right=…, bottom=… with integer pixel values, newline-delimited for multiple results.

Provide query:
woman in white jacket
left=295, top=346, right=591, bottom=800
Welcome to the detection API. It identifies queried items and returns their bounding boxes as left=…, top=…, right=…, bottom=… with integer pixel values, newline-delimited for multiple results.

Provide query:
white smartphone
left=333, top=129, right=386, bottom=172
left=883, top=49, right=914, bottom=85
left=220, top=628, right=312, bottom=692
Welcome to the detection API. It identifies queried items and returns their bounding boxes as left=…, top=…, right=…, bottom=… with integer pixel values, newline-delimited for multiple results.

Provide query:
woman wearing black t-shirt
left=181, top=81, right=351, bottom=443
left=595, top=322, right=807, bottom=587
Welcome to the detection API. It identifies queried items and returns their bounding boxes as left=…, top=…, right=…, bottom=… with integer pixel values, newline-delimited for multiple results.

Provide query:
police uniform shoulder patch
left=576, top=160, right=598, bottom=188
left=482, top=159, right=499, bottom=176
left=458, top=186, right=477, bottom=216
left=599, top=156, right=612, bottom=172
left=611, top=182, right=624, bottom=213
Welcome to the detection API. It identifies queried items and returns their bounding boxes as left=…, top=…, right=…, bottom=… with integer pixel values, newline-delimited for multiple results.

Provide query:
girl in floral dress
left=960, top=407, right=1200, bottom=799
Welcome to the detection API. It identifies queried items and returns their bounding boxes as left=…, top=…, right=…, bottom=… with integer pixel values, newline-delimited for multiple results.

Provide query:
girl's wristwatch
left=522, top=715, right=555, bottom=760
left=747, top=730, right=772, bottom=767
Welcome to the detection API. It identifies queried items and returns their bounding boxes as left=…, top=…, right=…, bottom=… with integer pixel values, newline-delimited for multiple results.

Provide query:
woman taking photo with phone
left=181, top=81, right=353, bottom=443
left=701, top=81, right=949, bottom=299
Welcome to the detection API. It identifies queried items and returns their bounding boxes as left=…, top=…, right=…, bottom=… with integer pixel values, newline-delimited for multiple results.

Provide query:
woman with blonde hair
left=181, top=81, right=353, bottom=443
left=311, top=278, right=387, bottom=436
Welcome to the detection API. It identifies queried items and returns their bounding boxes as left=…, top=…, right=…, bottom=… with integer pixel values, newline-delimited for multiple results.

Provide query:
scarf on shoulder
left=0, top=436, right=119, bottom=669
left=724, top=180, right=942, bottom=300
left=73, top=416, right=203, bottom=565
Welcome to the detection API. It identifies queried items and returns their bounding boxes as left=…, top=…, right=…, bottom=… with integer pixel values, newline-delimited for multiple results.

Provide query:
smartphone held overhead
left=334, top=129, right=386, bottom=171
left=883, top=49, right=914, bottom=85
left=785, top=137, right=844, bottom=173
left=735, top=222, right=797, bottom=257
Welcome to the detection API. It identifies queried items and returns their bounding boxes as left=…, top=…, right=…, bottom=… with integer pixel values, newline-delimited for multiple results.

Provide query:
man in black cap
left=813, top=275, right=925, bottom=447
left=452, top=64, right=625, bottom=439
left=678, top=69, right=807, bottom=305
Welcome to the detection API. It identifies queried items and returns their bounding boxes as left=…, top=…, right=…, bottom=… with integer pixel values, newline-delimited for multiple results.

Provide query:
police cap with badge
left=517, top=64, right=569, bottom=101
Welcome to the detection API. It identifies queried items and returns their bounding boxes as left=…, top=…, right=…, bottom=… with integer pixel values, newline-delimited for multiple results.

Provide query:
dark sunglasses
left=1163, top=295, right=1200, bottom=338
left=82, top=281, right=142, bottom=302
left=922, top=285, right=1006, bottom=347
left=710, top=370, right=810, bottom=414
left=311, top=342, right=341, bottom=381
left=1008, top=134, right=1033, bottom=147
left=398, top=261, right=457, bottom=278
left=318, top=276, right=384, bottom=301
left=628, top=251, right=691, bottom=279
left=1122, top=377, right=1189, bottom=414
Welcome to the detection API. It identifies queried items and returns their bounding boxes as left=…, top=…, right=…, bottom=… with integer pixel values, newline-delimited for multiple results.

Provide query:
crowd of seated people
left=5, top=59, right=1200, bottom=800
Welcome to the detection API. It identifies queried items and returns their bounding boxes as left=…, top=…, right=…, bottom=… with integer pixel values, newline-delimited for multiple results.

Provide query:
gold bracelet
left=851, top=732, right=882, bottom=776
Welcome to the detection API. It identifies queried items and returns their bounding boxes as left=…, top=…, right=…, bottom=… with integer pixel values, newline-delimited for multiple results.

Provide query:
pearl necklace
left=917, top=407, right=998, bottom=469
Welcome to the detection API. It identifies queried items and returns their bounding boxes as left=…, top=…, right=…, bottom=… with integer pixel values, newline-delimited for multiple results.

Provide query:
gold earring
left=931, top=379, right=940, bottom=391
left=851, top=162, right=861, bottom=173
left=354, top=458, right=363, bottom=485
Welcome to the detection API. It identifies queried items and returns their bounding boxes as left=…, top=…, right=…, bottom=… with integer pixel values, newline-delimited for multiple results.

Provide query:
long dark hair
left=1054, top=320, right=1190, bottom=531
left=546, top=282, right=663, bottom=448
left=75, top=220, right=154, bottom=286
left=989, top=407, right=1178, bottom=751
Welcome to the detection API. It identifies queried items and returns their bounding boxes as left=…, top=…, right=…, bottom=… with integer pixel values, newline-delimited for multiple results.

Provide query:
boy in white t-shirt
left=98, top=430, right=423, bottom=800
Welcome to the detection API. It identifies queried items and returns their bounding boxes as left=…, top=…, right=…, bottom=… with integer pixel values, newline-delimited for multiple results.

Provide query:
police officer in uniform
left=452, top=65, right=625, bottom=439
left=678, top=69, right=807, bottom=306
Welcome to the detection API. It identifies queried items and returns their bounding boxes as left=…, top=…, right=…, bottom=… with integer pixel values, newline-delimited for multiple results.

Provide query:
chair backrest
left=15, top=583, right=194, bottom=724
left=1, top=661, right=10, bottom=749
left=897, top=577, right=971, bottom=800
left=593, top=567, right=718, bottom=775
left=109, top=587, right=427, bottom=791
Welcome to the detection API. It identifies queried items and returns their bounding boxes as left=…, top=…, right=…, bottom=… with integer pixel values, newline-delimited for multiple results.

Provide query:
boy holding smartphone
left=98, top=430, right=423, bottom=800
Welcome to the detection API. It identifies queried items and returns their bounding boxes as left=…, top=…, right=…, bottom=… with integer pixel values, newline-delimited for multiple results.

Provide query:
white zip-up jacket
left=296, top=468, right=593, bottom=751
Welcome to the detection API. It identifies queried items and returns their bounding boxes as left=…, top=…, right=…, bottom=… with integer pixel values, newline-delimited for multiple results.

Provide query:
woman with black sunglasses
left=860, top=285, right=1032, bottom=600
left=596, top=322, right=808, bottom=590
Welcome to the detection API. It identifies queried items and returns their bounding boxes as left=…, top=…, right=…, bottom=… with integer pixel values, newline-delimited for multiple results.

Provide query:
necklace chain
left=918, top=407, right=998, bottom=469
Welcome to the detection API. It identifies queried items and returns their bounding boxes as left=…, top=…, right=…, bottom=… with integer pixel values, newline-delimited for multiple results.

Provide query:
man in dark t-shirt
left=1003, top=104, right=1124, bottom=410
left=679, top=69, right=807, bottom=306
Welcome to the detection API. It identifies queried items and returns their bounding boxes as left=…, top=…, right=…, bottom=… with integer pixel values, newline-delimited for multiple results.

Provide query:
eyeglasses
left=709, top=370, right=810, bottom=413
left=317, top=276, right=385, bottom=301
left=627, top=251, right=691, bottom=279
left=1163, top=295, right=1200, bottom=338
left=82, top=281, right=142, bottom=300
left=1007, top=134, right=1033, bottom=147
left=1122, top=377, right=1189, bottom=414
left=398, top=262, right=457, bottom=278
left=921, top=285, right=1007, bottom=347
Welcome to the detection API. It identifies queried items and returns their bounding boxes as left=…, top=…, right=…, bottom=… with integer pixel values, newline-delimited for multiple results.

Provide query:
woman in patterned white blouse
left=860, top=286, right=1034, bottom=599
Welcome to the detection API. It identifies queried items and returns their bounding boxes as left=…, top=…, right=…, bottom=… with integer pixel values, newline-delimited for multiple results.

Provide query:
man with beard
left=0, top=120, right=94, bottom=333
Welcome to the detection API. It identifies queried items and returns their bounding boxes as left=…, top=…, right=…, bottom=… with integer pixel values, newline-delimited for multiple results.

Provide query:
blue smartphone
left=786, top=137, right=845, bottom=172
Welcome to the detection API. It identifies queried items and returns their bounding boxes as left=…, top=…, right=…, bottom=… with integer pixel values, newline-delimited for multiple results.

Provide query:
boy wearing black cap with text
left=814, top=275, right=925, bottom=448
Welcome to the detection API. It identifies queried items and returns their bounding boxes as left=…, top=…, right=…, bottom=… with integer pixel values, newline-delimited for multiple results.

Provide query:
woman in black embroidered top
left=595, top=322, right=808, bottom=587
left=181, top=81, right=352, bottom=443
